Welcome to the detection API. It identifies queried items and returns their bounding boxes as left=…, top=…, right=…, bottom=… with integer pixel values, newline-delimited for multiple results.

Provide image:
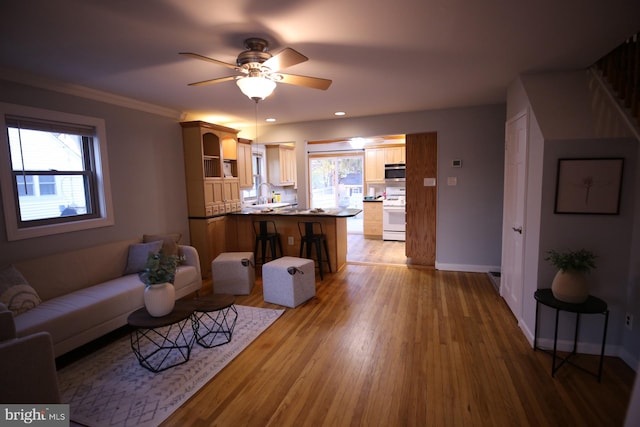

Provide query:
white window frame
left=0, top=102, right=114, bottom=240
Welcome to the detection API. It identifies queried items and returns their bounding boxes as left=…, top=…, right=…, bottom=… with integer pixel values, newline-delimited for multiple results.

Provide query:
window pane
left=8, top=127, right=85, bottom=171
left=16, top=174, right=88, bottom=222
left=15, top=175, right=34, bottom=196
left=38, top=175, right=56, bottom=195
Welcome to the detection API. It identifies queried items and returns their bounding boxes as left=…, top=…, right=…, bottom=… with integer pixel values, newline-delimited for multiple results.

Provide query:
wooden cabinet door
left=384, top=146, right=405, bottom=164
left=363, top=202, right=383, bottom=238
left=189, top=216, right=226, bottom=278
left=284, top=147, right=296, bottom=185
left=365, top=148, right=385, bottom=182
left=221, top=136, right=237, bottom=160
left=267, top=145, right=296, bottom=186
left=237, top=142, right=253, bottom=188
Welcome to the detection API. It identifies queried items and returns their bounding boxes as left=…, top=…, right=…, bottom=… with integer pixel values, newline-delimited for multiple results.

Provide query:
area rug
left=57, top=305, right=284, bottom=427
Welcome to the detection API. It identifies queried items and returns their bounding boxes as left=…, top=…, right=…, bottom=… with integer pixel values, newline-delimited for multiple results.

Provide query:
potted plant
left=545, top=248, right=597, bottom=303
left=139, top=250, right=180, bottom=317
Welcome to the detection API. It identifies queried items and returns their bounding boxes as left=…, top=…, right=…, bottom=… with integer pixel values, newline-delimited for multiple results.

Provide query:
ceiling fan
left=180, top=37, right=332, bottom=101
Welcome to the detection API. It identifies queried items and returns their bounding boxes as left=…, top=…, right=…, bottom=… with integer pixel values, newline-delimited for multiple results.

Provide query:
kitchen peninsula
left=227, top=207, right=361, bottom=273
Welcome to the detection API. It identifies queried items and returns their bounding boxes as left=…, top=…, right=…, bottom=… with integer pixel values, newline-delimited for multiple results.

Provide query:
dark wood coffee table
left=127, top=300, right=195, bottom=373
left=191, top=294, right=238, bottom=348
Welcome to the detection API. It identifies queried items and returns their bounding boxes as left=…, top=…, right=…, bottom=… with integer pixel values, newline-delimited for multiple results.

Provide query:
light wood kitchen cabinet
left=188, top=216, right=226, bottom=278
left=180, top=120, right=241, bottom=217
left=221, top=136, right=237, bottom=160
left=237, top=138, right=253, bottom=189
left=384, top=146, right=406, bottom=164
left=363, top=201, right=383, bottom=238
left=223, top=177, right=241, bottom=212
left=266, top=144, right=296, bottom=186
left=365, top=145, right=406, bottom=183
left=181, top=121, right=240, bottom=278
left=365, top=148, right=385, bottom=182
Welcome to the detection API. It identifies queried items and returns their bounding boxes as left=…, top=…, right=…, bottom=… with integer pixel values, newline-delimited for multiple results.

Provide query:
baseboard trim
left=435, top=262, right=501, bottom=273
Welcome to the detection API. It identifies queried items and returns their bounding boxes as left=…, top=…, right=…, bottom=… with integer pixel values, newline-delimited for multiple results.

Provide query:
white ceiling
left=1, top=0, right=638, bottom=133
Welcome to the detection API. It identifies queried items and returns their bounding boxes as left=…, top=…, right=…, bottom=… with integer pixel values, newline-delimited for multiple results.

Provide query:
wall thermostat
left=452, top=159, right=462, bottom=168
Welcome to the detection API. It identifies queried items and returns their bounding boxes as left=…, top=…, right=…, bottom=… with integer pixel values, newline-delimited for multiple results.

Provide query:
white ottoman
left=262, top=256, right=315, bottom=308
left=211, top=252, right=255, bottom=295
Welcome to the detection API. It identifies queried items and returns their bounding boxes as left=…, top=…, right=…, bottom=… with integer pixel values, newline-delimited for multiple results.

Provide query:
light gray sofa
left=0, top=305, right=61, bottom=403
left=3, top=236, right=202, bottom=357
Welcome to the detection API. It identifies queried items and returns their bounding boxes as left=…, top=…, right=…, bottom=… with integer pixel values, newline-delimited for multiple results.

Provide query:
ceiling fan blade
left=277, top=73, right=332, bottom=90
left=187, top=75, right=238, bottom=87
left=263, top=48, right=308, bottom=71
left=179, top=52, right=239, bottom=71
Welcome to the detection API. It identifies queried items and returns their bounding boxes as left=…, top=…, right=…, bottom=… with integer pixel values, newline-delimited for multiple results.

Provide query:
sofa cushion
left=14, top=238, right=141, bottom=302
left=143, top=233, right=181, bottom=257
left=13, top=274, right=146, bottom=344
left=124, top=241, right=163, bottom=275
left=0, top=265, right=41, bottom=316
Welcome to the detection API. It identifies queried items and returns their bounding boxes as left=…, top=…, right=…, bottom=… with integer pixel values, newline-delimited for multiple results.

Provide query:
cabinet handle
left=512, top=226, right=522, bottom=234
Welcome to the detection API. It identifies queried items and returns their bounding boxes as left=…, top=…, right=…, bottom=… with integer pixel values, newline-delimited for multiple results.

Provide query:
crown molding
left=0, top=66, right=183, bottom=120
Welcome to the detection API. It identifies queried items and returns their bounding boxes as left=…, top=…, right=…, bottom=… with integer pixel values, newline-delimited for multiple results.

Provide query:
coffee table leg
left=130, top=317, right=194, bottom=373
left=194, top=305, right=238, bottom=348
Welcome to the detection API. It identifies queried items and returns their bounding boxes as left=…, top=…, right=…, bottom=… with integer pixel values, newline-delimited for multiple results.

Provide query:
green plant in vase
left=545, top=248, right=597, bottom=303
left=139, top=250, right=179, bottom=286
left=139, top=250, right=180, bottom=317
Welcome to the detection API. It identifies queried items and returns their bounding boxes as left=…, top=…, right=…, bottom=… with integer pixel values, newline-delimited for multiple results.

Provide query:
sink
left=248, top=202, right=291, bottom=209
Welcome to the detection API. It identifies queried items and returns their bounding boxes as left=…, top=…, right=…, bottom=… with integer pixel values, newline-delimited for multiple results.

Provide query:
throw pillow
left=124, top=240, right=163, bottom=275
left=0, top=265, right=42, bottom=316
left=143, top=233, right=181, bottom=257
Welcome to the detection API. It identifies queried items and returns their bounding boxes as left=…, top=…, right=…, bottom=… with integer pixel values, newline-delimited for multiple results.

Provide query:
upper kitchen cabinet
left=365, top=145, right=406, bottom=183
left=384, top=145, right=406, bottom=164
left=365, top=148, right=385, bottom=182
left=180, top=121, right=241, bottom=217
left=237, top=138, right=254, bottom=189
left=266, top=144, right=296, bottom=186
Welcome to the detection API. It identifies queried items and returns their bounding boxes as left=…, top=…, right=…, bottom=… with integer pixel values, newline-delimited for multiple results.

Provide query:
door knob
left=512, top=227, right=522, bottom=234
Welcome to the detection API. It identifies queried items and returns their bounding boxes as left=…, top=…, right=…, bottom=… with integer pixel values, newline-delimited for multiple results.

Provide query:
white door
left=500, top=111, right=528, bottom=321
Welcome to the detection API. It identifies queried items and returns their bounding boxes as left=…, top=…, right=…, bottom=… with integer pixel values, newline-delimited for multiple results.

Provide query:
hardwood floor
left=347, top=233, right=408, bottom=265
left=162, top=246, right=636, bottom=426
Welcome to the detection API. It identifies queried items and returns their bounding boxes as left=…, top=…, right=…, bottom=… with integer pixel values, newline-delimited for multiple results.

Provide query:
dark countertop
left=232, top=207, right=362, bottom=218
left=363, top=196, right=384, bottom=202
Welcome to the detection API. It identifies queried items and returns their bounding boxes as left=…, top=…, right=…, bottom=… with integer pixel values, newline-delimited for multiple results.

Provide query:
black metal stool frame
left=298, top=221, right=332, bottom=279
left=253, top=220, right=283, bottom=265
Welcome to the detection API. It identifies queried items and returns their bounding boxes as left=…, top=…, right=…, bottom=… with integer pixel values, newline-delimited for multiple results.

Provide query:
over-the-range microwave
left=384, top=163, right=406, bottom=182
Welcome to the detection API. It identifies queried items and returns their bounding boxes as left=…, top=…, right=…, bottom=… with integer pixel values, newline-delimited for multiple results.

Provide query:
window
left=241, top=151, right=264, bottom=201
left=308, top=154, right=363, bottom=209
left=0, top=103, right=114, bottom=240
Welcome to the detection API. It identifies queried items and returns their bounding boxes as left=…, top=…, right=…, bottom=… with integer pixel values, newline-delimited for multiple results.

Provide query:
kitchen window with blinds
left=0, top=103, right=114, bottom=240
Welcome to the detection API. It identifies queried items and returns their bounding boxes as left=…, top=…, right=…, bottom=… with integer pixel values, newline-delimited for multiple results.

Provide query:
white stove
left=383, top=187, right=406, bottom=241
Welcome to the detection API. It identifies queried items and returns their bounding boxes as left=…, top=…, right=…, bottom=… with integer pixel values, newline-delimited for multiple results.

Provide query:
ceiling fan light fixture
left=236, top=76, right=276, bottom=101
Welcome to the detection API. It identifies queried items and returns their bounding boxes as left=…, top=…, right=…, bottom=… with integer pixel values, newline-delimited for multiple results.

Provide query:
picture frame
left=554, top=157, right=624, bottom=215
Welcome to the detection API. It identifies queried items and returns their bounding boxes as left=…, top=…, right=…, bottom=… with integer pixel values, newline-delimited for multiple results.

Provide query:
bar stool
left=298, top=221, right=332, bottom=279
left=253, top=220, right=283, bottom=266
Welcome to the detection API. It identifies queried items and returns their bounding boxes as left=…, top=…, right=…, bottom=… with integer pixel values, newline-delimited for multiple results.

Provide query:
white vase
left=551, top=270, right=589, bottom=304
left=143, top=283, right=175, bottom=317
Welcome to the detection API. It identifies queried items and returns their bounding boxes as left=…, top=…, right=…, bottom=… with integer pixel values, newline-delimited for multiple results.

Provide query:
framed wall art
left=554, top=157, right=624, bottom=215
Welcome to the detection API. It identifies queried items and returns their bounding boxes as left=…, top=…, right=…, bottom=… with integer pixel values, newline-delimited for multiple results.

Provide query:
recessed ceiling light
left=265, top=118, right=276, bottom=122
left=334, top=111, right=346, bottom=116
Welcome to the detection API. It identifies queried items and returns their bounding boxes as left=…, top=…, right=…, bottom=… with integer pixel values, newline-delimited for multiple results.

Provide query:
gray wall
left=255, top=105, right=506, bottom=271
left=0, top=79, right=190, bottom=264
